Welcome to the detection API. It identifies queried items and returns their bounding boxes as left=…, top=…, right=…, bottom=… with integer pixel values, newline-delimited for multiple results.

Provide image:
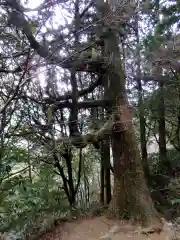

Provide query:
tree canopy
left=0, top=0, right=180, bottom=239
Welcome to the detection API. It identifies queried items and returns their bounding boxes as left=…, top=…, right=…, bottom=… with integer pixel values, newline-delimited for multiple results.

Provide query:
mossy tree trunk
left=96, top=0, right=161, bottom=226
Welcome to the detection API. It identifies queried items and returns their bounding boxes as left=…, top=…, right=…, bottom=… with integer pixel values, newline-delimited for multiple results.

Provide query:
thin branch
left=2, top=166, right=29, bottom=181
left=79, top=1, right=94, bottom=18
left=0, top=52, right=31, bottom=114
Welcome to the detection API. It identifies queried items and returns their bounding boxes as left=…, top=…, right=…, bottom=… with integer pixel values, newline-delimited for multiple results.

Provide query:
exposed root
left=141, top=226, right=162, bottom=235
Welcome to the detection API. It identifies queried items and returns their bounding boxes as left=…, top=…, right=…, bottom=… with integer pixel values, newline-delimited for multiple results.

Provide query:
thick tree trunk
left=103, top=62, right=160, bottom=225
left=109, top=104, right=160, bottom=225
left=88, top=0, right=162, bottom=228
left=95, top=1, right=161, bottom=226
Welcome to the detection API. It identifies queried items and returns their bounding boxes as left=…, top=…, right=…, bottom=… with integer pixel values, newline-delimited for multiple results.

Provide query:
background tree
left=0, top=0, right=180, bottom=238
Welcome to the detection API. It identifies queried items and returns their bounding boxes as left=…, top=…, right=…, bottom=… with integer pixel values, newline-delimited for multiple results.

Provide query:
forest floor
left=38, top=216, right=176, bottom=240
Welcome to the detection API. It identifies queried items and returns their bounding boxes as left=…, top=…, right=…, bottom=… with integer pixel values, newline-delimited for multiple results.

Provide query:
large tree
left=95, top=1, right=160, bottom=226
left=3, top=0, right=164, bottom=228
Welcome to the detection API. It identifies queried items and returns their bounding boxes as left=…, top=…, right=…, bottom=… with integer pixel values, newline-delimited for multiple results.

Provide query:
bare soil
left=38, top=216, right=173, bottom=240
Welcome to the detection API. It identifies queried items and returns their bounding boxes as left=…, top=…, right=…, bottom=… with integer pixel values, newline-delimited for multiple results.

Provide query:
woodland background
left=0, top=0, right=180, bottom=239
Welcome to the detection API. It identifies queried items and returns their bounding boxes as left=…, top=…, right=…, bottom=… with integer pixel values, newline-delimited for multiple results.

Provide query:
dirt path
left=38, top=216, right=173, bottom=240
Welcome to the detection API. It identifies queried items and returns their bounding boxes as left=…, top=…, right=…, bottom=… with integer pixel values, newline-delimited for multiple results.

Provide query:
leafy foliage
left=0, top=0, right=180, bottom=238
left=0, top=167, right=69, bottom=239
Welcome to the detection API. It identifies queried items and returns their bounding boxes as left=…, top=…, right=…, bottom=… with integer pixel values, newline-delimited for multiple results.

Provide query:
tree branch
left=48, top=76, right=102, bottom=102
left=6, top=1, right=107, bottom=72
left=79, top=1, right=94, bottom=18
left=53, top=99, right=111, bottom=109
left=8, top=117, right=115, bottom=149
left=0, top=53, right=31, bottom=114
left=20, top=76, right=102, bottom=104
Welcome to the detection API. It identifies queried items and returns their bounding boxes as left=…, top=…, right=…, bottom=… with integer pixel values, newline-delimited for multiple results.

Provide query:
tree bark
left=109, top=104, right=160, bottom=225
left=96, top=0, right=161, bottom=226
